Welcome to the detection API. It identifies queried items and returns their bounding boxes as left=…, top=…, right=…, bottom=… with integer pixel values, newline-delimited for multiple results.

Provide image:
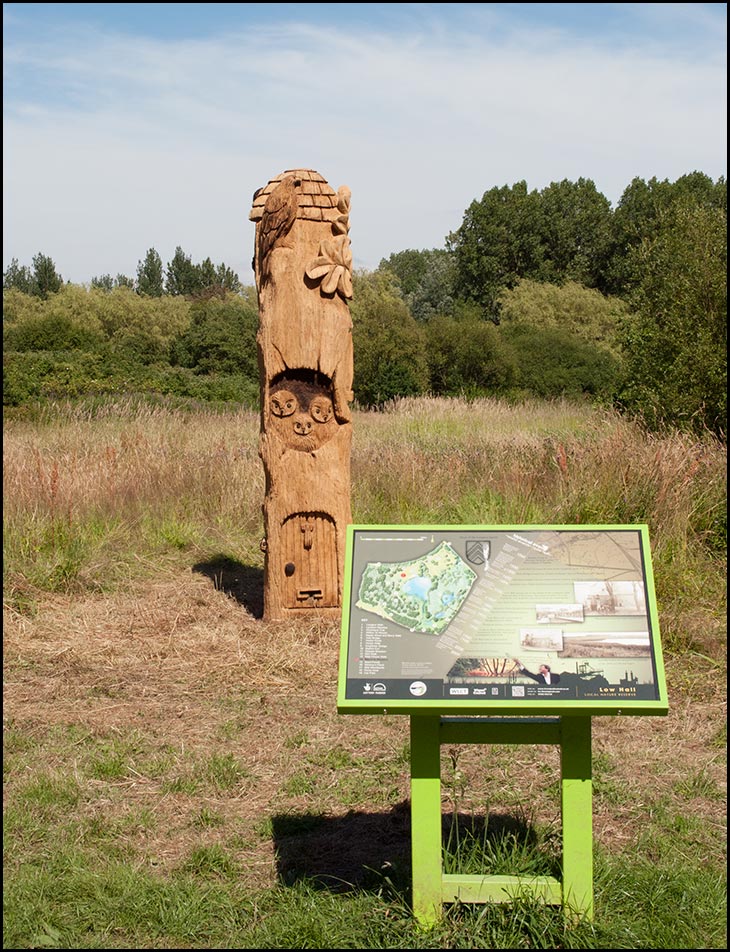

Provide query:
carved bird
left=270, top=389, right=298, bottom=418
left=257, top=175, right=300, bottom=283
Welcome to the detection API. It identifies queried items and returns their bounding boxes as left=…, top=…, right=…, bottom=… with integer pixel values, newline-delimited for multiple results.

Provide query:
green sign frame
left=337, top=524, right=668, bottom=717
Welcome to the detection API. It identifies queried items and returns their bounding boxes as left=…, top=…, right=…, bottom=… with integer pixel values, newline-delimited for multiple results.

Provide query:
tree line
left=3, top=247, right=241, bottom=299
left=3, top=172, right=726, bottom=436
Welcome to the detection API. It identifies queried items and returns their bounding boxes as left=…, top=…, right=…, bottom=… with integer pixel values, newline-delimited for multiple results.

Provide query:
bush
left=3, top=312, right=105, bottom=353
left=2, top=350, right=260, bottom=409
left=170, top=292, right=259, bottom=377
left=497, top=278, right=627, bottom=356
left=3, top=350, right=114, bottom=404
left=3, top=284, right=263, bottom=409
left=426, top=312, right=517, bottom=396
left=350, top=271, right=429, bottom=405
left=502, top=324, right=623, bottom=399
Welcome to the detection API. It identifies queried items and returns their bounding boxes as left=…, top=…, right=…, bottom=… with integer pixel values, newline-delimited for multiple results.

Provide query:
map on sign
left=338, top=525, right=669, bottom=715
left=356, top=542, right=477, bottom=634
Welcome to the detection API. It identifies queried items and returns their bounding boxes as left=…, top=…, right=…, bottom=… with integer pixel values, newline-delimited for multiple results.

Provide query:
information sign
left=337, top=524, right=668, bottom=715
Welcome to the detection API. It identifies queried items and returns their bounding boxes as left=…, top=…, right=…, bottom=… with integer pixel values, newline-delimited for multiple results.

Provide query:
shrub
left=170, top=292, right=259, bottom=378
left=426, top=312, right=517, bottom=396
left=350, top=271, right=429, bottom=405
left=502, top=324, right=623, bottom=399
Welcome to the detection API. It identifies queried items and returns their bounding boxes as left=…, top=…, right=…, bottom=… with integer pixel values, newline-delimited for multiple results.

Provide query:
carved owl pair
left=270, top=389, right=333, bottom=423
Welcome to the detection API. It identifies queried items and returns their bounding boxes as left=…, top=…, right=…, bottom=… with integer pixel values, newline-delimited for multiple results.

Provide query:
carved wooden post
left=249, top=169, right=354, bottom=621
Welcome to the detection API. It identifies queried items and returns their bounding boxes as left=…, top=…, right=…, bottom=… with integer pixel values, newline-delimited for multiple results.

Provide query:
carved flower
left=305, top=234, right=353, bottom=299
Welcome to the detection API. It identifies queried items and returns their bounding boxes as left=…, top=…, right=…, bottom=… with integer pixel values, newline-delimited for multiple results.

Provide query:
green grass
left=3, top=822, right=725, bottom=949
left=3, top=396, right=727, bottom=948
left=4, top=710, right=726, bottom=949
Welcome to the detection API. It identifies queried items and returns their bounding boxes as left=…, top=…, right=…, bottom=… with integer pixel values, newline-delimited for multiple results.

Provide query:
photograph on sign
left=337, top=525, right=668, bottom=714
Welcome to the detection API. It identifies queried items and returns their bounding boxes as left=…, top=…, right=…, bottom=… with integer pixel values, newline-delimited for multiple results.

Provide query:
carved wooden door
left=282, top=513, right=338, bottom=609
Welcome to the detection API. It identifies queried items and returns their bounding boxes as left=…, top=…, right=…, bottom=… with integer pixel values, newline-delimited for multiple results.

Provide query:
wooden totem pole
left=250, top=169, right=354, bottom=621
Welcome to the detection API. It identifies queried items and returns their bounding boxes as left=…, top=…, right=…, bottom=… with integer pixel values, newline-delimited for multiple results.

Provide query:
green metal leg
left=410, top=715, right=443, bottom=926
left=408, top=715, right=594, bottom=924
left=560, top=717, right=594, bottom=920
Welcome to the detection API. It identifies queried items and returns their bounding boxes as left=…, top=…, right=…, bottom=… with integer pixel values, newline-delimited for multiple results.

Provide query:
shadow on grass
left=272, top=803, right=412, bottom=895
left=192, top=556, right=264, bottom=619
left=271, top=805, right=557, bottom=896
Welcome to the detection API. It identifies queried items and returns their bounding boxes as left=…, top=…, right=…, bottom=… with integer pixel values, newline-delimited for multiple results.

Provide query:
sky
left=3, top=2, right=727, bottom=287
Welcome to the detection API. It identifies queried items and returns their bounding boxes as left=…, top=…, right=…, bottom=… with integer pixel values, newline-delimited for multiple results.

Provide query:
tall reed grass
left=4, top=395, right=726, bottom=654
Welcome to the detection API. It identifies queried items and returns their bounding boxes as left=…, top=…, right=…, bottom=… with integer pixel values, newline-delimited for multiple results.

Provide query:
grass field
left=3, top=395, right=727, bottom=949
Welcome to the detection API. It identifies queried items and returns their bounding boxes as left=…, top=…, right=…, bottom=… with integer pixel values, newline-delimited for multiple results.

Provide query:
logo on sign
left=409, top=681, right=427, bottom=696
left=363, top=682, right=387, bottom=694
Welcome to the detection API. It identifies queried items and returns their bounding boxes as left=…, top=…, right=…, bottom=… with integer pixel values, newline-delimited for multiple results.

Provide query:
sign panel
left=337, top=525, right=668, bottom=715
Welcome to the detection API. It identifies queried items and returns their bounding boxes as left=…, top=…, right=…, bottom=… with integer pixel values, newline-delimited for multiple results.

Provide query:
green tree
left=605, top=173, right=726, bottom=296
left=91, top=274, right=136, bottom=291
left=4, top=254, right=63, bottom=298
left=448, top=179, right=615, bottom=313
left=3, top=259, right=34, bottom=294
left=350, top=270, right=429, bottom=405
left=215, top=263, right=241, bottom=294
left=136, top=248, right=164, bottom=296
left=617, top=199, right=727, bottom=435
left=91, top=274, right=115, bottom=291
left=164, top=248, right=240, bottom=297
left=378, top=248, right=457, bottom=321
left=192, top=258, right=241, bottom=297
left=170, top=291, right=258, bottom=377
left=536, top=178, right=613, bottom=289
left=197, top=257, right=219, bottom=291
left=31, top=253, right=63, bottom=299
left=447, top=181, right=544, bottom=316
left=166, top=246, right=202, bottom=296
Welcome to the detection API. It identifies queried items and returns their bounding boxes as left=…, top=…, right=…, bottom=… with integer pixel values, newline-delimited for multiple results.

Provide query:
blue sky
left=3, top=3, right=727, bottom=286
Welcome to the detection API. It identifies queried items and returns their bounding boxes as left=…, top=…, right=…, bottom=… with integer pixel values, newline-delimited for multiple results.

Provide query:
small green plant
left=161, top=774, right=200, bottom=795
left=673, top=766, right=723, bottom=801
left=282, top=770, right=317, bottom=797
left=14, top=772, right=81, bottom=811
left=203, top=753, right=250, bottom=792
left=180, top=843, right=238, bottom=879
left=442, top=809, right=560, bottom=879
left=192, top=806, right=225, bottom=829
left=284, top=729, right=309, bottom=749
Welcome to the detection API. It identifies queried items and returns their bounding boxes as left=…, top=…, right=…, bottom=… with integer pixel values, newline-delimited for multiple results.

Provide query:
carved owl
left=309, top=395, right=334, bottom=423
left=270, top=390, right=298, bottom=417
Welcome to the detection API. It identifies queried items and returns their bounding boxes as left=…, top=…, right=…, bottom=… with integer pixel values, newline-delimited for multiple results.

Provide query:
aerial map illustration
left=355, top=542, right=477, bottom=634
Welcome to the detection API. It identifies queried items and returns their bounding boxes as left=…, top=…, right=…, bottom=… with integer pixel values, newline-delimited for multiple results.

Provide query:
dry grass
left=3, top=572, right=411, bottom=888
left=3, top=395, right=727, bottom=902
left=3, top=572, right=726, bottom=891
left=3, top=399, right=263, bottom=527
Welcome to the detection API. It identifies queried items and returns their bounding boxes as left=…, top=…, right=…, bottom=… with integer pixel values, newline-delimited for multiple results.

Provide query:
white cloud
left=3, top=12, right=726, bottom=284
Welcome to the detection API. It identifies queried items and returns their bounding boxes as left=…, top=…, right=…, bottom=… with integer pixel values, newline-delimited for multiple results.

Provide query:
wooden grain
left=251, top=169, right=354, bottom=620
